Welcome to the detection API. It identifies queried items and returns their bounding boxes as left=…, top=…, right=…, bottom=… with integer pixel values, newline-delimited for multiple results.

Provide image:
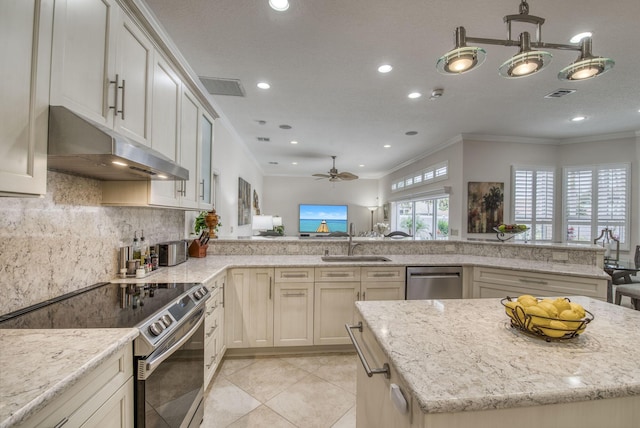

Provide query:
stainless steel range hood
left=47, top=106, right=189, bottom=181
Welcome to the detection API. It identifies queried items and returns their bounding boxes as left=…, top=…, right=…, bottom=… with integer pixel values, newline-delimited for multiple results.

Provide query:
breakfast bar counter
left=353, top=297, right=640, bottom=427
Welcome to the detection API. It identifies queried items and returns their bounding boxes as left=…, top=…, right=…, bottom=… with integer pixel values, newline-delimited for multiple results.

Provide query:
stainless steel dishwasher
left=406, top=266, right=463, bottom=299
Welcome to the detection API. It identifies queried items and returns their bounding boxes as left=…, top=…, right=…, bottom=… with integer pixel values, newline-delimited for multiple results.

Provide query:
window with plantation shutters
left=512, top=166, right=554, bottom=241
left=563, top=163, right=630, bottom=247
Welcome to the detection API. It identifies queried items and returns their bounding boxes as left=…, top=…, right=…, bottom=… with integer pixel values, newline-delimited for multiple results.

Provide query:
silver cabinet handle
left=109, top=74, right=120, bottom=117
left=372, top=272, right=396, bottom=277
left=119, top=78, right=126, bottom=119
left=363, top=291, right=366, bottom=300
left=200, top=179, right=205, bottom=200
left=282, top=273, right=307, bottom=278
left=519, top=278, right=548, bottom=285
left=269, top=277, right=272, bottom=300
left=345, top=322, right=390, bottom=379
left=205, top=355, right=216, bottom=369
left=54, top=418, right=69, bottom=428
left=283, top=293, right=305, bottom=297
left=206, top=322, right=218, bottom=338
left=356, top=291, right=360, bottom=300
left=327, top=272, right=350, bottom=277
left=221, top=281, right=225, bottom=308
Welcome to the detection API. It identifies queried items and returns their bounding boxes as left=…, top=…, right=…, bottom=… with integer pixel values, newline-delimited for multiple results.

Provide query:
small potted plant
left=195, top=210, right=222, bottom=238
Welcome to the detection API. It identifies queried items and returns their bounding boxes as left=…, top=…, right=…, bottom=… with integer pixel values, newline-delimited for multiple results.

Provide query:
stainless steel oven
left=136, top=305, right=205, bottom=428
left=0, top=281, right=210, bottom=428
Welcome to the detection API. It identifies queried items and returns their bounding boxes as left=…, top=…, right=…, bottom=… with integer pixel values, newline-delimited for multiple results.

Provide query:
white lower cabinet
left=472, top=267, right=608, bottom=300
left=225, top=268, right=274, bottom=348
left=361, top=266, right=406, bottom=301
left=204, top=274, right=225, bottom=389
left=274, top=267, right=315, bottom=347
left=314, top=266, right=361, bottom=346
left=22, top=344, right=133, bottom=427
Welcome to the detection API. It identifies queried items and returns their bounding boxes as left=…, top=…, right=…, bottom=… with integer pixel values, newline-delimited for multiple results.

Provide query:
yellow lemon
left=525, top=305, right=551, bottom=328
left=504, top=300, right=525, bottom=324
left=537, top=301, right=559, bottom=319
left=518, top=295, right=539, bottom=307
left=569, top=302, right=586, bottom=319
left=559, top=309, right=584, bottom=330
left=540, top=320, right=569, bottom=338
left=552, top=297, right=571, bottom=313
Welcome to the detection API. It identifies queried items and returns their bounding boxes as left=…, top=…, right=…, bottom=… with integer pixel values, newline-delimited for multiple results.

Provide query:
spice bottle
left=132, top=231, right=142, bottom=262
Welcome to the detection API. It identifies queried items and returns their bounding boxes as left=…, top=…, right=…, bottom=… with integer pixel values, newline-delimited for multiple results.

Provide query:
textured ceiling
left=143, top=0, right=640, bottom=178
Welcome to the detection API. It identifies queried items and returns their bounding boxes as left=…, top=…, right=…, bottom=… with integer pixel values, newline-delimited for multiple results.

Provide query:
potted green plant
left=194, top=211, right=222, bottom=236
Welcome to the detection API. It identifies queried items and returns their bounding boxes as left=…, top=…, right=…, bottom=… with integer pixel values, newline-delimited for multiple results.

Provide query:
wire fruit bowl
left=501, top=296, right=594, bottom=341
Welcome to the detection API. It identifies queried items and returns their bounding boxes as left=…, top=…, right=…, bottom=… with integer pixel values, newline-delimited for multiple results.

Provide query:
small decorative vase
left=205, top=209, right=219, bottom=238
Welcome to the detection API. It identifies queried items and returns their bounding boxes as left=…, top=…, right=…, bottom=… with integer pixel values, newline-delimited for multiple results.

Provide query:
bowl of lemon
left=501, top=295, right=594, bottom=341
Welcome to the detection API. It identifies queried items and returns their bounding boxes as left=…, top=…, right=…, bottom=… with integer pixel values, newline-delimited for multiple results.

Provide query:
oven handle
left=139, top=313, right=204, bottom=380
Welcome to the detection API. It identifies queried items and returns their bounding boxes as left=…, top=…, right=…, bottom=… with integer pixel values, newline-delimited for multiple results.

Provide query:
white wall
left=263, top=176, right=379, bottom=236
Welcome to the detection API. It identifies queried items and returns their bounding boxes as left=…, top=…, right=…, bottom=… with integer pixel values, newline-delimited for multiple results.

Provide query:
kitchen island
left=353, top=297, right=640, bottom=427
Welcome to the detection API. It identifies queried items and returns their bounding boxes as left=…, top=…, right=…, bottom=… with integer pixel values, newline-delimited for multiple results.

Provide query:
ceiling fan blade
left=336, top=172, right=358, bottom=180
left=312, top=173, right=331, bottom=178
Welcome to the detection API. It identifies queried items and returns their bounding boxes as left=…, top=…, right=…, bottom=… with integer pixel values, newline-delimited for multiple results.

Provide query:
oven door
left=136, top=307, right=205, bottom=428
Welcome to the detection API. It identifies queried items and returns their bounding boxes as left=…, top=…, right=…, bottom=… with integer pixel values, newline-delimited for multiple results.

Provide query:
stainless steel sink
left=321, top=255, right=391, bottom=262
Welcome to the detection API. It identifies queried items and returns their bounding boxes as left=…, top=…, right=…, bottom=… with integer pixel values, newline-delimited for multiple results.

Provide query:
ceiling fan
left=312, top=156, right=358, bottom=182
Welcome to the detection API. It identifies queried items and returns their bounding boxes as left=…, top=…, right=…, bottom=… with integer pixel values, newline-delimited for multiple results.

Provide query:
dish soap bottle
left=132, top=231, right=142, bottom=262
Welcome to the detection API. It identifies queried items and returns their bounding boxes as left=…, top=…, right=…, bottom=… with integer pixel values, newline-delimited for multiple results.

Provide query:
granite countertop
left=110, top=254, right=609, bottom=287
left=355, top=297, right=640, bottom=414
left=0, top=328, right=138, bottom=428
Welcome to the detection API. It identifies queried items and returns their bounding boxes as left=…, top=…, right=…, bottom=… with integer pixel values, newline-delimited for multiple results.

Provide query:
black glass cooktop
left=0, top=282, right=202, bottom=329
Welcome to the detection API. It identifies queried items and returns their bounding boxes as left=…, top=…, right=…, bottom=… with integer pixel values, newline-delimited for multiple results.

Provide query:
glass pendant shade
left=436, top=46, right=487, bottom=74
left=558, top=55, right=614, bottom=81
left=498, top=50, right=552, bottom=78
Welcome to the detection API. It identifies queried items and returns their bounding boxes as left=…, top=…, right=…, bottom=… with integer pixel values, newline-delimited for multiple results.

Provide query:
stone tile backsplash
left=0, top=172, right=184, bottom=315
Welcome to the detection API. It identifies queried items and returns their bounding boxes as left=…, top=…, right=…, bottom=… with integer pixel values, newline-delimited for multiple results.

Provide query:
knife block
left=189, top=239, right=208, bottom=258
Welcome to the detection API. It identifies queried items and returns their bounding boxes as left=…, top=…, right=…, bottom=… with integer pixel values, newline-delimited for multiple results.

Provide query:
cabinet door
left=199, top=111, right=214, bottom=209
left=148, top=54, right=181, bottom=206
left=0, top=0, right=52, bottom=196
left=314, top=282, right=360, bottom=345
left=179, top=89, right=200, bottom=209
left=80, top=378, right=134, bottom=428
left=50, top=0, right=117, bottom=126
left=245, top=268, right=274, bottom=348
left=225, top=269, right=249, bottom=348
left=113, top=13, right=153, bottom=146
left=274, top=282, right=314, bottom=346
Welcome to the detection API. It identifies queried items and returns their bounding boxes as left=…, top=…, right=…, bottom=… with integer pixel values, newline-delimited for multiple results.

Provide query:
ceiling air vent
left=257, top=137, right=270, bottom=142
left=544, top=88, right=577, bottom=99
left=199, top=77, right=245, bottom=97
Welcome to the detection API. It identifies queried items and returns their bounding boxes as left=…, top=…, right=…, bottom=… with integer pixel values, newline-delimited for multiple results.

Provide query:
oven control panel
left=135, top=285, right=209, bottom=356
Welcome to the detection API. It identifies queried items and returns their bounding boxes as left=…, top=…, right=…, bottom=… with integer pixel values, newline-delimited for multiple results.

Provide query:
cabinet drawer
left=473, top=267, right=606, bottom=299
left=315, top=267, right=360, bottom=282
left=361, top=266, right=405, bottom=282
left=275, top=267, right=315, bottom=282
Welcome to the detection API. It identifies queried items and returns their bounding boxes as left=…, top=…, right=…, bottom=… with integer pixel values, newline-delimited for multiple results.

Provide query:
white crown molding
left=557, top=131, right=638, bottom=145
left=383, top=134, right=464, bottom=176
left=460, top=133, right=559, bottom=145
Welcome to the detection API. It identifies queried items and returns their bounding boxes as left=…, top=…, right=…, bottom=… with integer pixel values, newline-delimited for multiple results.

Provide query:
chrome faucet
left=348, top=223, right=361, bottom=256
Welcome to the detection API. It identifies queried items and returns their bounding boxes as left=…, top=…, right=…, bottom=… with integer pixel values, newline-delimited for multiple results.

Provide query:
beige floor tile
left=201, top=377, right=261, bottom=428
left=266, top=374, right=356, bottom=428
left=226, top=358, right=309, bottom=402
left=279, top=354, right=347, bottom=373
left=218, top=357, right=257, bottom=378
left=314, top=355, right=358, bottom=394
left=227, top=405, right=297, bottom=428
left=331, top=405, right=356, bottom=428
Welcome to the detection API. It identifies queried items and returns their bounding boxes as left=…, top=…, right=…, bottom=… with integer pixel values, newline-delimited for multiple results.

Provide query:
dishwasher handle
left=408, top=272, right=460, bottom=278
left=346, top=322, right=390, bottom=379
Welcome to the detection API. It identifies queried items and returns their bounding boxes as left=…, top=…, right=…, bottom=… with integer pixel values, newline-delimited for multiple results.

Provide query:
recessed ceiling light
left=359, top=164, right=365, bottom=167
left=408, top=92, right=422, bottom=99
left=383, top=144, right=391, bottom=148
left=268, top=0, right=289, bottom=12
left=257, top=82, right=271, bottom=89
left=112, top=161, right=127, bottom=167
left=378, top=64, right=393, bottom=73
left=157, top=174, right=167, bottom=179
left=405, top=131, right=418, bottom=136
left=290, top=140, right=298, bottom=145
left=292, top=162, right=298, bottom=165
left=570, top=32, right=592, bottom=43
left=572, top=116, right=586, bottom=122
left=279, top=124, right=292, bottom=129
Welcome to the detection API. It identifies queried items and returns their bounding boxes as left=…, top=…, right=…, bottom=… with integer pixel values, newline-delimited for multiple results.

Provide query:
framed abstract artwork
left=467, top=182, right=504, bottom=233
left=238, top=177, right=251, bottom=225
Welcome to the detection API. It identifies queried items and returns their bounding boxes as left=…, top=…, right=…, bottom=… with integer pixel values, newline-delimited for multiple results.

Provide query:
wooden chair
left=615, top=283, right=640, bottom=310
left=385, top=231, right=411, bottom=238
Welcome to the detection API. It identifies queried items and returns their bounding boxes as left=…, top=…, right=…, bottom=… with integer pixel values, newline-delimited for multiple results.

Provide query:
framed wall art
left=467, top=182, right=504, bottom=233
left=238, top=177, right=251, bottom=226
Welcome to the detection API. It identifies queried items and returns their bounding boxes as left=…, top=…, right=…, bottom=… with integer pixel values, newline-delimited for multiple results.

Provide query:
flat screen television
left=299, top=204, right=348, bottom=234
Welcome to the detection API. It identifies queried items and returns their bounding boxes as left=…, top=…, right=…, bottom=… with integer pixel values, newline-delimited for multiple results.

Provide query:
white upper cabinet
left=50, top=0, right=153, bottom=146
left=0, top=0, right=53, bottom=197
left=199, top=111, right=215, bottom=210
left=179, top=89, right=200, bottom=209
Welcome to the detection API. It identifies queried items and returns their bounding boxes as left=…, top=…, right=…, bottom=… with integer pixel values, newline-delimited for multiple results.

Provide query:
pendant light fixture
left=436, top=0, right=614, bottom=80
